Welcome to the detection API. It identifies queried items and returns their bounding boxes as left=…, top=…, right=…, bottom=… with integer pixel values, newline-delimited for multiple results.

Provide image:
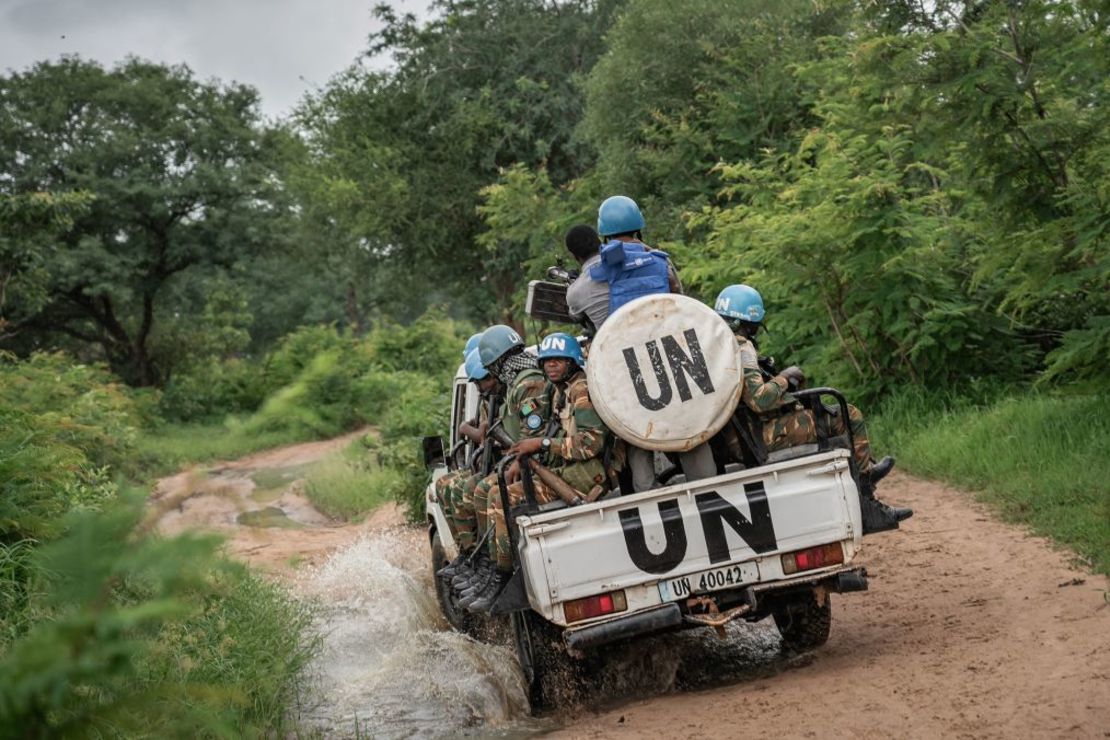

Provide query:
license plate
left=657, top=562, right=758, bottom=602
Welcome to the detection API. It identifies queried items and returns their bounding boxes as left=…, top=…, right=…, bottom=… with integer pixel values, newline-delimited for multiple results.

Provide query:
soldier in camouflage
left=714, top=284, right=912, bottom=532
left=434, top=346, right=502, bottom=562
left=449, top=325, right=552, bottom=606
left=465, top=332, right=621, bottom=612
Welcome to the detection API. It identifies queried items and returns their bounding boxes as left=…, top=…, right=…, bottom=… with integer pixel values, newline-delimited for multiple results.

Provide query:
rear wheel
left=511, top=610, right=577, bottom=713
left=772, top=592, right=832, bottom=652
left=430, top=530, right=476, bottom=635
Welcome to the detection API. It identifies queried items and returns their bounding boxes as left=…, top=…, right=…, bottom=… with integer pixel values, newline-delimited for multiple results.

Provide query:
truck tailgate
left=516, top=450, right=861, bottom=611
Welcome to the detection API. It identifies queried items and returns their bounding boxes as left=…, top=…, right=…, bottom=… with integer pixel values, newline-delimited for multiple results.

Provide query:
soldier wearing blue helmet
left=434, top=347, right=504, bottom=572
left=447, top=325, right=553, bottom=603
left=464, top=332, right=623, bottom=612
left=714, top=284, right=910, bottom=532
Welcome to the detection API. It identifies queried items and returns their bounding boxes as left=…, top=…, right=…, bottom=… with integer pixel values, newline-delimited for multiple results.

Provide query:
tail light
left=781, top=542, right=844, bottom=575
left=563, top=590, right=628, bottom=623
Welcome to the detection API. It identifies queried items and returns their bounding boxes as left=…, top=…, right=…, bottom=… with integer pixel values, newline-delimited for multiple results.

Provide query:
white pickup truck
left=423, top=295, right=891, bottom=709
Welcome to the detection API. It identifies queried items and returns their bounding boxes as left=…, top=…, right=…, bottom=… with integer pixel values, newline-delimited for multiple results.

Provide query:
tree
left=579, top=0, right=849, bottom=241
left=295, top=0, right=619, bottom=322
left=0, top=58, right=288, bottom=385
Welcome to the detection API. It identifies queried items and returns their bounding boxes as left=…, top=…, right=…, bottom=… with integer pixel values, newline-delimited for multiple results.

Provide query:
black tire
left=772, top=593, right=832, bottom=652
left=511, top=610, right=577, bottom=713
left=430, top=530, right=477, bottom=635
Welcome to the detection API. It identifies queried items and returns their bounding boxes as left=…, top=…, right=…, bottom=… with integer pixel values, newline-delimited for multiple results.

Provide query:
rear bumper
left=563, top=603, right=683, bottom=651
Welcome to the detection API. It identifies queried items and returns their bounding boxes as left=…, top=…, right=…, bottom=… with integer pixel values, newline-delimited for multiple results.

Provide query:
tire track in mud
left=152, top=442, right=1110, bottom=738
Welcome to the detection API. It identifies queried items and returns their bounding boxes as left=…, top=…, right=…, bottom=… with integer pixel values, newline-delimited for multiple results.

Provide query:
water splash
left=296, top=528, right=804, bottom=736
left=297, top=530, right=532, bottom=738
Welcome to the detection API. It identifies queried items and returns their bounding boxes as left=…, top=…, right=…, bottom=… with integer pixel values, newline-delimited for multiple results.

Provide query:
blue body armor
left=589, top=240, right=672, bottom=315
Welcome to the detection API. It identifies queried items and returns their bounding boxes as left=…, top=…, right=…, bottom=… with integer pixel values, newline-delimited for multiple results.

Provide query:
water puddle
left=236, top=506, right=303, bottom=528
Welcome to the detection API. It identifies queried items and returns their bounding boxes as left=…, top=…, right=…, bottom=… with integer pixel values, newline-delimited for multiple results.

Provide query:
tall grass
left=303, top=441, right=399, bottom=521
left=872, top=389, right=1110, bottom=575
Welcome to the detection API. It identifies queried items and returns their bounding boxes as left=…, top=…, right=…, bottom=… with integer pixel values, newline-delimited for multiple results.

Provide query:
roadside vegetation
left=1, top=0, right=1106, bottom=732
left=874, top=391, right=1110, bottom=576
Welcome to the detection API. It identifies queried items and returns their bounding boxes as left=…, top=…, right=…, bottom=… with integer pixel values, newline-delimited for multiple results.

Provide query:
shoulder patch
left=525, top=414, right=543, bottom=430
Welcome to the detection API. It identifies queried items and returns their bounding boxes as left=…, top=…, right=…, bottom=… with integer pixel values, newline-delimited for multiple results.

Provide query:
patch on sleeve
left=525, top=413, right=543, bottom=430
left=520, top=401, right=535, bottom=416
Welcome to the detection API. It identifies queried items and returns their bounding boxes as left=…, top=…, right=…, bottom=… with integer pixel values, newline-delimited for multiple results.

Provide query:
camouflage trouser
left=485, top=476, right=566, bottom=570
left=764, top=404, right=872, bottom=472
left=452, top=471, right=500, bottom=552
left=433, top=470, right=482, bottom=550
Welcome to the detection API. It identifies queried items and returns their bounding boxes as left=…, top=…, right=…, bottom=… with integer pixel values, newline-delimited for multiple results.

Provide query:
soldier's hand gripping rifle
left=469, top=396, right=503, bottom=476
left=487, top=425, right=596, bottom=506
left=490, top=426, right=603, bottom=505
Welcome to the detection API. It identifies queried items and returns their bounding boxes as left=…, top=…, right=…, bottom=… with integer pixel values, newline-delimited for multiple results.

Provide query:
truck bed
left=515, top=449, right=863, bottom=626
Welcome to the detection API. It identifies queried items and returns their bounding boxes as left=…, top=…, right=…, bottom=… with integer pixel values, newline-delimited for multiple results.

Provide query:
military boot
left=436, top=551, right=469, bottom=580
left=859, top=479, right=912, bottom=534
left=466, top=570, right=512, bottom=613
left=452, top=551, right=491, bottom=590
left=868, top=456, right=895, bottom=485
left=457, top=567, right=498, bottom=608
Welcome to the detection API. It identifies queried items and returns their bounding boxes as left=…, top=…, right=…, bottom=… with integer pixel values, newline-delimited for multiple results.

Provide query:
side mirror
left=422, top=436, right=446, bottom=470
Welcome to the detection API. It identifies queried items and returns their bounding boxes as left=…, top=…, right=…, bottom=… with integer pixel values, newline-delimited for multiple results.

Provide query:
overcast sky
left=0, top=0, right=428, bottom=120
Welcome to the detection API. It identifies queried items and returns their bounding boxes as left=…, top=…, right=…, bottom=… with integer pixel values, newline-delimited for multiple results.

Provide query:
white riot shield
left=586, top=294, right=742, bottom=452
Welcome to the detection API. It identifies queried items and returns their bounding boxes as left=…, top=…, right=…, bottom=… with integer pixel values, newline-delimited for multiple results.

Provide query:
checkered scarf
left=492, top=349, right=538, bottom=387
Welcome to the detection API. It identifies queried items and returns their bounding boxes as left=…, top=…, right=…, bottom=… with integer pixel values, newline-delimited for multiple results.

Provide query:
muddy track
left=556, top=473, right=1110, bottom=739
left=150, top=439, right=1109, bottom=738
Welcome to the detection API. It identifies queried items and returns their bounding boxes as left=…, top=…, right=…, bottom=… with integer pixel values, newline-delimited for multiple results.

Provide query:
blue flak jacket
left=589, top=240, right=672, bottom=314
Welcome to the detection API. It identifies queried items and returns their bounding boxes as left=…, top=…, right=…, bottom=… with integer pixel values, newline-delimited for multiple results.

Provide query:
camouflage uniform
left=486, top=369, right=621, bottom=569
left=433, top=394, right=495, bottom=549
left=453, top=367, right=550, bottom=552
left=734, top=336, right=874, bottom=472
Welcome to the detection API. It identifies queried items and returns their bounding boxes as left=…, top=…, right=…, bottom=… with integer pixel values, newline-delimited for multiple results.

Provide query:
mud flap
left=490, top=567, right=530, bottom=615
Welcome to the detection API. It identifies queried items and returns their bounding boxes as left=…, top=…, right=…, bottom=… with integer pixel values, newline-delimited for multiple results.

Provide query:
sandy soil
left=555, top=473, right=1110, bottom=739
left=149, top=436, right=1109, bottom=738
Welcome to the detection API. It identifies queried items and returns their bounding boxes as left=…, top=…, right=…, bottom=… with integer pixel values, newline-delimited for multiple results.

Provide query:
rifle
left=488, top=424, right=596, bottom=506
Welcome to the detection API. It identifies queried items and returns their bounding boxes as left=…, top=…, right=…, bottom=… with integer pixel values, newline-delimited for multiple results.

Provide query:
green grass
left=302, top=444, right=399, bottom=521
left=872, top=389, right=1110, bottom=576
left=135, top=422, right=314, bottom=475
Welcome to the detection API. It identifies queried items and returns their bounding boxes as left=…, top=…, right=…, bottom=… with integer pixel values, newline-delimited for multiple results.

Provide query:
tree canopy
left=1, top=0, right=1105, bottom=394
left=0, top=57, right=289, bottom=384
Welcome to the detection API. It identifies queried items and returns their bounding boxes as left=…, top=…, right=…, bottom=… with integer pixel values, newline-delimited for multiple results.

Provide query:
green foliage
left=303, top=445, right=396, bottom=521
left=0, top=409, right=114, bottom=544
left=0, top=495, right=317, bottom=736
left=0, top=352, right=153, bottom=471
left=873, top=389, right=1110, bottom=576
left=294, top=0, right=617, bottom=320
left=159, top=357, right=268, bottom=423
left=0, top=57, right=290, bottom=385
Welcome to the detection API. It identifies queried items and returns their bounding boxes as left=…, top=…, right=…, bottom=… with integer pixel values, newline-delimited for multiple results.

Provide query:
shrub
left=0, top=352, right=150, bottom=473
left=0, top=495, right=319, bottom=737
left=159, top=357, right=269, bottom=422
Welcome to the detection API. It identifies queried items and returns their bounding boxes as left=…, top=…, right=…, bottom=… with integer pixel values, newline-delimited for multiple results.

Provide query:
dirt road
left=557, top=473, right=1110, bottom=739
left=150, top=439, right=1109, bottom=738
left=150, top=429, right=400, bottom=574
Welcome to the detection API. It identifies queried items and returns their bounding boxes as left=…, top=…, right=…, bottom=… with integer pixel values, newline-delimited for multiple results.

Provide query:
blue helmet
left=463, top=332, right=483, bottom=359
left=537, top=333, right=584, bottom=367
left=598, top=195, right=645, bottom=237
left=714, top=284, right=765, bottom=323
left=478, top=324, right=524, bottom=367
left=464, top=348, right=489, bottom=381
